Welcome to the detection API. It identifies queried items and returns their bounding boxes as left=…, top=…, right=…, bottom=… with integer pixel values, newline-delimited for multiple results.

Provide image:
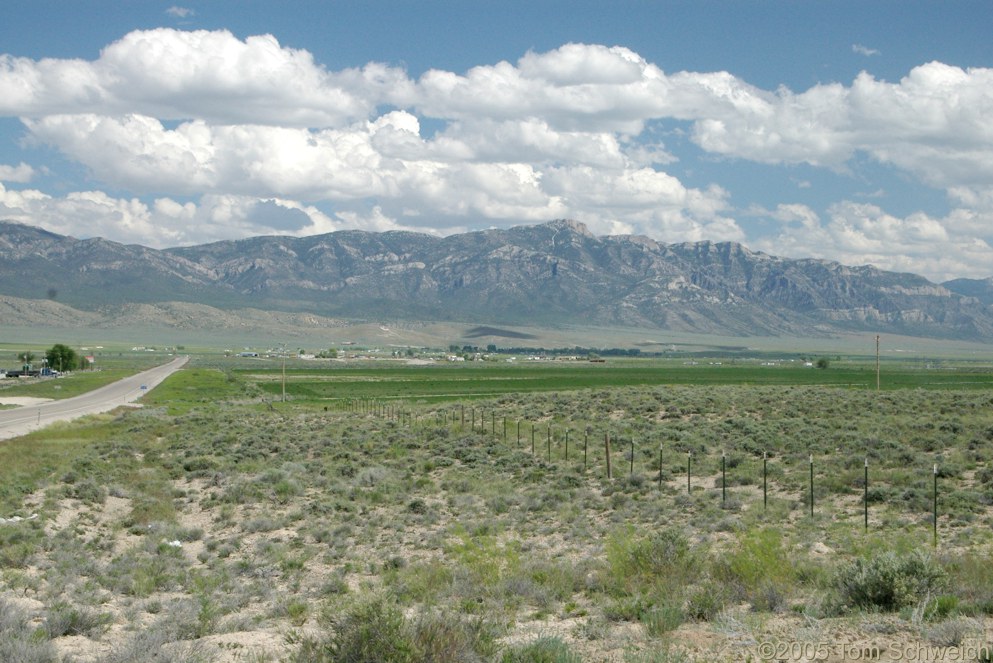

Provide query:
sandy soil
left=0, top=396, right=54, bottom=406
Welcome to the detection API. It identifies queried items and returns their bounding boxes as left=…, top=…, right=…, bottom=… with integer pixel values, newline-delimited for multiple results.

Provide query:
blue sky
left=1, top=1, right=992, bottom=282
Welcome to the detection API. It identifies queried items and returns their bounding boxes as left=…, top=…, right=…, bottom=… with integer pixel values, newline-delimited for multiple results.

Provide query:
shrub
left=500, top=636, right=582, bottom=663
left=0, top=524, right=43, bottom=568
left=44, top=603, right=113, bottom=638
left=605, top=527, right=698, bottom=594
left=834, top=550, right=946, bottom=612
left=320, top=599, right=415, bottom=663
left=410, top=612, right=498, bottom=662
left=0, top=599, right=57, bottom=663
left=713, top=528, right=794, bottom=612
left=641, top=600, right=684, bottom=637
left=685, top=579, right=731, bottom=621
left=924, top=616, right=981, bottom=647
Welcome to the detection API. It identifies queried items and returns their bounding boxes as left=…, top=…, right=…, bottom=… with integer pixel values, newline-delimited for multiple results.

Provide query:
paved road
left=0, top=355, right=189, bottom=441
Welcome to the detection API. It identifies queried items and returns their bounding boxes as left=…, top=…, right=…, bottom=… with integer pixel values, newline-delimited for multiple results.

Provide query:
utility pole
left=875, top=335, right=880, bottom=391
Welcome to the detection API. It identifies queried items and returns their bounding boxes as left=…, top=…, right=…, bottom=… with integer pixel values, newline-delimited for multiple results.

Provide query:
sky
left=1, top=1, right=992, bottom=282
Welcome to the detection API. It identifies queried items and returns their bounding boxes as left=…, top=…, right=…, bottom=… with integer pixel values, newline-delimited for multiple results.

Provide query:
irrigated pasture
left=246, top=359, right=993, bottom=404
left=2, top=358, right=993, bottom=662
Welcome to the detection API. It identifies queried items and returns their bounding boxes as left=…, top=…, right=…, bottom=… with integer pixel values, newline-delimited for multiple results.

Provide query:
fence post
left=763, top=452, right=767, bottom=510
left=721, top=451, right=726, bottom=506
left=605, top=432, right=612, bottom=480
left=933, top=463, right=938, bottom=548
left=687, top=452, right=691, bottom=494
left=584, top=428, right=589, bottom=470
left=658, top=444, right=664, bottom=490
left=809, top=455, right=814, bottom=518
left=630, top=438, right=635, bottom=477
left=864, top=458, right=869, bottom=531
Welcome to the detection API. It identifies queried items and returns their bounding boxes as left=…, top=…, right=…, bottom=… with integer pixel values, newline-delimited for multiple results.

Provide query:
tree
left=816, top=357, right=830, bottom=370
left=17, top=351, right=34, bottom=371
left=45, top=344, right=78, bottom=372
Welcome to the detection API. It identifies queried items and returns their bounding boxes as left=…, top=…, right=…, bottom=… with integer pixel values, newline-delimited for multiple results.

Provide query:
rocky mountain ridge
left=2, top=219, right=992, bottom=340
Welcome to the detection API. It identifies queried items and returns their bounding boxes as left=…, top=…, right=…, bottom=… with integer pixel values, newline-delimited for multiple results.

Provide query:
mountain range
left=2, top=219, right=993, bottom=341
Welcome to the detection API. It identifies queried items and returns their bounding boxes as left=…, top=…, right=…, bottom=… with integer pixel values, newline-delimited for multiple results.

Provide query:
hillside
left=2, top=219, right=992, bottom=340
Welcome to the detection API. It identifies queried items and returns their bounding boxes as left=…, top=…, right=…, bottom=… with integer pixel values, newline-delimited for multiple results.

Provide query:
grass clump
left=500, top=636, right=582, bottom=663
left=44, top=602, right=113, bottom=638
left=0, top=599, right=57, bottom=663
left=833, top=549, right=946, bottom=613
left=604, top=527, right=699, bottom=594
left=295, top=598, right=497, bottom=663
left=713, top=527, right=795, bottom=612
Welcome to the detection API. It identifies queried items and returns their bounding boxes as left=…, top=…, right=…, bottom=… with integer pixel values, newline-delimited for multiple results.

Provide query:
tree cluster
left=44, top=344, right=84, bottom=372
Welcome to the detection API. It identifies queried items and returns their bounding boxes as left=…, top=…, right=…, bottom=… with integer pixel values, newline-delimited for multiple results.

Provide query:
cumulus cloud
left=22, top=110, right=731, bottom=237
left=0, top=29, right=409, bottom=126
left=2, top=30, right=993, bottom=278
left=0, top=162, right=34, bottom=183
left=754, top=202, right=993, bottom=281
left=690, top=62, right=993, bottom=186
left=0, top=182, right=343, bottom=247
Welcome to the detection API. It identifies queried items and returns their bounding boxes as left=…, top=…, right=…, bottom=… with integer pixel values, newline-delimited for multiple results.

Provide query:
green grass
left=243, top=360, right=993, bottom=404
left=140, top=368, right=252, bottom=413
left=0, top=368, right=141, bottom=400
left=0, top=431, right=107, bottom=512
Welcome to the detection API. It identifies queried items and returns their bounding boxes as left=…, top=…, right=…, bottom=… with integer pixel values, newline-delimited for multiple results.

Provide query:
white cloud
left=852, top=44, right=880, bottom=57
left=0, top=29, right=408, bottom=126
left=3, top=32, right=993, bottom=279
left=0, top=162, right=34, bottom=183
left=415, top=43, right=673, bottom=134
left=754, top=202, right=993, bottom=281
left=0, top=182, right=343, bottom=247
left=690, top=62, right=993, bottom=191
left=166, top=6, right=195, bottom=18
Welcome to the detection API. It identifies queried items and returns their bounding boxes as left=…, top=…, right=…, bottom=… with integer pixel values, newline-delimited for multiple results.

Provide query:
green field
left=244, top=359, right=993, bottom=404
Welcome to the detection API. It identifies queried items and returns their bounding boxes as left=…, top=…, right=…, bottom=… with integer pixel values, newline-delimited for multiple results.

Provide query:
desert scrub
left=832, top=549, right=946, bottom=613
left=712, top=527, right=796, bottom=612
left=603, top=526, right=701, bottom=596
left=500, top=636, right=583, bottom=663
left=295, top=597, right=498, bottom=663
left=0, top=598, right=57, bottom=663
left=43, top=601, right=113, bottom=638
left=0, top=520, right=45, bottom=568
left=101, top=537, right=191, bottom=597
left=95, top=608, right=214, bottom=663
left=598, top=527, right=702, bottom=634
left=942, top=551, right=993, bottom=615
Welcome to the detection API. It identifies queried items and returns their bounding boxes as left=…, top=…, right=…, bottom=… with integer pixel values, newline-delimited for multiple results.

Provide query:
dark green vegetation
left=2, top=357, right=993, bottom=661
left=0, top=368, right=141, bottom=401
left=44, top=344, right=85, bottom=373
left=251, top=359, right=993, bottom=404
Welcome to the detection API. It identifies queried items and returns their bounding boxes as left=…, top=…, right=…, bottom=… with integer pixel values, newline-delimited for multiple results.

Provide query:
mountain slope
left=2, top=219, right=992, bottom=340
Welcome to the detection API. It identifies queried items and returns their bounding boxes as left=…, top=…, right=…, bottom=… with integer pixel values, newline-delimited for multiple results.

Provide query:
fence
left=338, top=397, right=951, bottom=547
